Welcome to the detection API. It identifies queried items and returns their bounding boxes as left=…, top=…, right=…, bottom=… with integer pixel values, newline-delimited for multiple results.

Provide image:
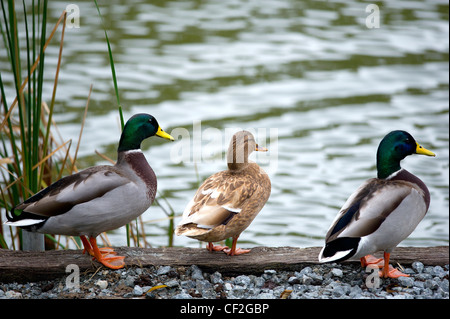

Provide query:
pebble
left=210, top=272, right=223, bottom=284
left=95, top=280, right=108, bottom=290
left=235, top=275, right=251, bottom=287
left=157, top=266, right=172, bottom=276
left=331, top=268, right=343, bottom=278
left=0, top=262, right=448, bottom=299
left=398, top=276, right=414, bottom=287
left=189, top=265, right=204, bottom=281
left=412, top=261, right=424, bottom=273
left=133, top=285, right=144, bottom=296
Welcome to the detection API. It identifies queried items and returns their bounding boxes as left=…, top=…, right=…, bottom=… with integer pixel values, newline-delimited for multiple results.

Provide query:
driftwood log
left=0, top=246, right=448, bottom=283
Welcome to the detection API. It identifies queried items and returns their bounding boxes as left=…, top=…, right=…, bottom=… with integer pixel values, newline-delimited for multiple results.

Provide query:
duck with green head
left=6, top=113, right=174, bottom=269
left=318, top=130, right=435, bottom=278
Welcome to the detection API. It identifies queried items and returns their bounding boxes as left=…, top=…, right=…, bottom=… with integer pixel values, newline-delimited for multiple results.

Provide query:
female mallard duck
left=318, top=130, right=435, bottom=278
left=175, top=131, right=271, bottom=256
left=6, top=113, right=174, bottom=269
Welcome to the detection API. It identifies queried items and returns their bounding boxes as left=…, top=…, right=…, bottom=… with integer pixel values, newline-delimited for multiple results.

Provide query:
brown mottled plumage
left=175, top=131, right=271, bottom=256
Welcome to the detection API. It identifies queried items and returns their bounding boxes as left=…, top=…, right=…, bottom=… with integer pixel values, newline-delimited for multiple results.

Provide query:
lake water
left=1, top=0, right=448, bottom=250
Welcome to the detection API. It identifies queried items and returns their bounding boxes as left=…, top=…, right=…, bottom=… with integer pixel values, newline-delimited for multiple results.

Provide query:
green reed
left=94, top=1, right=176, bottom=248
left=0, top=1, right=177, bottom=250
left=0, top=0, right=74, bottom=249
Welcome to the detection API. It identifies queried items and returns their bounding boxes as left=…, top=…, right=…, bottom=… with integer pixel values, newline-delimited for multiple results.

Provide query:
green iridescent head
left=118, top=113, right=174, bottom=152
left=376, top=130, right=435, bottom=179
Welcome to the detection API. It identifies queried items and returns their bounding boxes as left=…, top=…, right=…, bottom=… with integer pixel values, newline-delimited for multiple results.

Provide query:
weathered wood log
left=0, top=246, right=448, bottom=283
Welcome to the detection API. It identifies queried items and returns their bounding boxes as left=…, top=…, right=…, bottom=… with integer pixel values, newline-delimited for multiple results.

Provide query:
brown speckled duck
left=318, top=130, right=435, bottom=278
left=6, top=114, right=174, bottom=269
left=175, top=131, right=271, bottom=256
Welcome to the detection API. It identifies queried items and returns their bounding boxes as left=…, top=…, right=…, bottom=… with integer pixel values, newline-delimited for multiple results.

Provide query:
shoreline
left=0, top=246, right=448, bottom=299
left=0, top=262, right=448, bottom=299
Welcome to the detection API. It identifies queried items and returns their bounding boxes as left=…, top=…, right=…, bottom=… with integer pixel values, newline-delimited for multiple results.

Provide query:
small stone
left=302, top=274, right=313, bottom=285
left=297, top=267, right=312, bottom=277
left=125, top=275, right=136, bottom=287
left=288, top=276, right=301, bottom=285
left=414, top=280, right=425, bottom=289
left=96, top=280, right=108, bottom=290
left=173, top=292, right=193, bottom=299
left=273, top=286, right=286, bottom=298
left=234, top=275, right=251, bottom=287
left=416, top=273, right=432, bottom=281
left=256, top=292, right=276, bottom=299
left=253, top=277, right=265, bottom=288
left=5, top=291, right=22, bottom=299
left=431, top=266, right=447, bottom=279
left=210, top=272, right=223, bottom=284
left=349, top=285, right=363, bottom=298
left=263, top=269, right=277, bottom=279
left=403, top=268, right=416, bottom=275
left=441, top=279, right=449, bottom=293
left=157, top=266, right=172, bottom=276
left=180, top=280, right=196, bottom=290
left=133, top=285, right=143, bottom=296
left=424, top=279, right=439, bottom=290
left=331, top=268, right=343, bottom=278
left=230, top=285, right=246, bottom=298
left=398, top=276, right=414, bottom=288
left=332, top=286, right=345, bottom=298
left=412, top=261, right=424, bottom=274
left=190, top=265, right=204, bottom=281
left=165, top=280, right=179, bottom=288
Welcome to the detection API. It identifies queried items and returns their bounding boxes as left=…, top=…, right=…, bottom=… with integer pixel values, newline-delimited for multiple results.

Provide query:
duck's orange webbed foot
left=206, top=242, right=229, bottom=252
left=361, top=252, right=409, bottom=278
left=96, top=254, right=126, bottom=269
left=221, top=235, right=250, bottom=256
left=360, top=255, right=384, bottom=268
left=80, top=235, right=126, bottom=269
left=379, top=264, right=409, bottom=278
left=223, top=247, right=251, bottom=256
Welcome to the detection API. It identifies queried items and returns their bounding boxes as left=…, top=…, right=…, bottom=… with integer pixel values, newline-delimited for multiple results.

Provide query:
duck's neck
left=117, top=149, right=144, bottom=165
left=117, top=150, right=157, bottom=198
left=377, top=150, right=402, bottom=179
left=227, top=152, right=251, bottom=171
left=227, top=140, right=252, bottom=171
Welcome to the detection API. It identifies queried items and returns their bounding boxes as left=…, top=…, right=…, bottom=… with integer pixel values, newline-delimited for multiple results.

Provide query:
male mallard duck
left=175, top=131, right=271, bottom=256
left=6, top=113, right=174, bottom=269
left=318, top=130, right=435, bottom=278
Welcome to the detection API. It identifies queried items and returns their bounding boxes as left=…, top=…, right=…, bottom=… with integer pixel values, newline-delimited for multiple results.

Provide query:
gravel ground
left=0, top=262, right=448, bottom=299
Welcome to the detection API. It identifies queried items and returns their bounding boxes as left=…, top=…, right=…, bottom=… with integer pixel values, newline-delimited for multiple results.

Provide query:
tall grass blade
left=93, top=0, right=124, bottom=129
left=0, top=2, right=75, bottom=250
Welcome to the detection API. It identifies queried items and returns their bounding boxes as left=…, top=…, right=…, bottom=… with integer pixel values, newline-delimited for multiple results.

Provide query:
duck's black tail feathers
left=318, top=237, right=361, bottom=263
left=5, top=207, right=47, bottom=231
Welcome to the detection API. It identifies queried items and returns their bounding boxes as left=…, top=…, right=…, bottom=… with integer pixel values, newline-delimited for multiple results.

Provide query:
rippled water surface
left=1, top=0, right=448, bottom=249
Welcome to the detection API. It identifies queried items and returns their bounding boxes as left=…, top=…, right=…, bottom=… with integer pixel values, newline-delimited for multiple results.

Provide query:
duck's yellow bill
left=416, top=142, right=435, bottom=157
left=156, top=126, right=175, bottom=141
left=255, top=144, right=268, bottom=152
